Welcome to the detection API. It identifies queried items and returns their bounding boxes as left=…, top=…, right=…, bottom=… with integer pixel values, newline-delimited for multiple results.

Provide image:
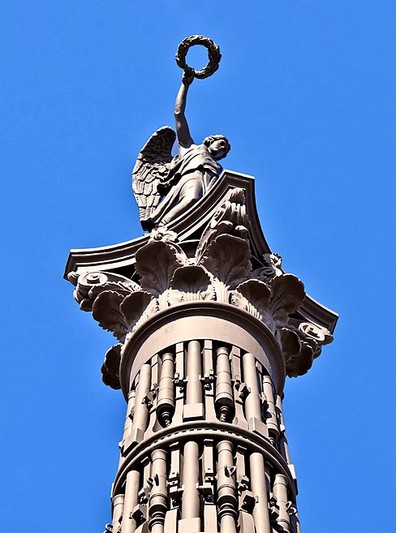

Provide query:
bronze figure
left=132, top=36, right=230, bottom=230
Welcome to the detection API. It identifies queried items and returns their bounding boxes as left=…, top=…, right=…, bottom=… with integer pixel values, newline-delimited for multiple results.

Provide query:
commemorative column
left=65, top=36, right=337, bottom=533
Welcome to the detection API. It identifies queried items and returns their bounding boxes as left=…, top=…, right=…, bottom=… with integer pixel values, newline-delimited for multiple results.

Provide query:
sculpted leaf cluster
left=69, top=185, right=332, bottom=385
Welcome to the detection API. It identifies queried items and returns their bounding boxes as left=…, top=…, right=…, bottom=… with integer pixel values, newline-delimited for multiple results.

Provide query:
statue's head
left=203, top=135, right=231, bottom=160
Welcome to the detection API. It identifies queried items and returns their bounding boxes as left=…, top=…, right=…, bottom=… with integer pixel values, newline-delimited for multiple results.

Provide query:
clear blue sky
left=1, top=2, right=395, bottom=532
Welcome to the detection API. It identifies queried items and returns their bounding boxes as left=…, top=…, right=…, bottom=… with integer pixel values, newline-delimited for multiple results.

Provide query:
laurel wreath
left=175, top=35, right=222, bottom=79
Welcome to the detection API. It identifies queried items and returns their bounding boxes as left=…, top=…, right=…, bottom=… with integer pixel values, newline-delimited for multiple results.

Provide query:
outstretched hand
left=182, top=69, right=194, bottom=86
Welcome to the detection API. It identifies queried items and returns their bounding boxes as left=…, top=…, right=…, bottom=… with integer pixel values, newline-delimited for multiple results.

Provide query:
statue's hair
left=203, top=135, right=231, bottom=158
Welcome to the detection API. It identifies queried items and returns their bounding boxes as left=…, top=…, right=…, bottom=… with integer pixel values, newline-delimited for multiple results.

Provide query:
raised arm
left=174, top=71, right=195, bottom=148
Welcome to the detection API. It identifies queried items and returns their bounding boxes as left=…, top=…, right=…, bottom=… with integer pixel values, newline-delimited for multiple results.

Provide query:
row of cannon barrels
left=112, top=438, right=300, bottom=533
left=119, top=340, right=292, bottom=465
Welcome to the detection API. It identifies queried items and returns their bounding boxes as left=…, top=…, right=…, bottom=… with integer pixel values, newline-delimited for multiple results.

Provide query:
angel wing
left=132, top=126, right=176, bottom=229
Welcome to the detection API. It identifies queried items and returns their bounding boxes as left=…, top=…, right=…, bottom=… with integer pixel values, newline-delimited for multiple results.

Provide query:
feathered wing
left=132, top=126, right=176, bottom=228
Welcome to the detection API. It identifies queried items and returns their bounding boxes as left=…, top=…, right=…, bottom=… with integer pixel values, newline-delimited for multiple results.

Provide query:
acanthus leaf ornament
left=269, top=274, right=305, bottom=327
left=169, top=265, right=215, bottom=304
left=232, top=279, right=273, bottom=326
left=285, top=339, right=315, bottom=378
left=195, top=187, right=249, bottom=262
left=73, top=271, right=139, bottom=312
left=101, top=344, right=122, bottom=390
left=92, top=291, right=130, bottom=342
left=200, top=234, right=252, bottom=287
left=120, top=291, right=154, bottom=332
left=135, top=240, right=187, bottom=296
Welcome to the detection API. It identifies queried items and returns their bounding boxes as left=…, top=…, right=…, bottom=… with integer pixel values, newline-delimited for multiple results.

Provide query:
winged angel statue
left=132, top=36, right=231, bottom=231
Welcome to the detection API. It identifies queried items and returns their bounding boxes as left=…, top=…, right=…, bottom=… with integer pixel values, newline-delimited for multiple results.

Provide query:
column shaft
left=181, top=441, right=200, bottom=519
left=149, top=449, right=168, bottom=533
left=121, top=470, right=140, bottom=533
left=157, top=352, right=175, bottom=426
left=186, top=341, right=202, bottom=405
left=249, top=452, right=271, bottom=533
left=243, top=352, right=262, bottom=421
